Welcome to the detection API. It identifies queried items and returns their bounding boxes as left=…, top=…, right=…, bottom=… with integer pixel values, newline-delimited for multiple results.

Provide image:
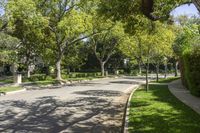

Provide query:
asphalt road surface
left=0, top=77, right=145, bottom=133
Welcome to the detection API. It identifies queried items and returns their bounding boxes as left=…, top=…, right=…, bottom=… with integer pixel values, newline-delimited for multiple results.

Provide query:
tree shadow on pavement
left=73, top=90, right=123, bottom=97
left=0, top=91, right=125, bottom=133
left=110, top=80, right=140, bottom=85
left=25, top=82, right=111, bottom=91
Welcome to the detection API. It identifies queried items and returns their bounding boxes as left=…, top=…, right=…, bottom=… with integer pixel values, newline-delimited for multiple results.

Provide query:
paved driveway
left=0, top=77, right=145, bottom=133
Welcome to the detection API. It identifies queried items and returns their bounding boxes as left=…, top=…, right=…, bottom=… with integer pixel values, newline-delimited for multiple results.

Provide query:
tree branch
left=92, top=38, right=102, bottom=62
left=69, top=32, right=102, bottom=45
left=192, top=0, right=200, bottom=12
left=0, top=22, right=8, bottom=32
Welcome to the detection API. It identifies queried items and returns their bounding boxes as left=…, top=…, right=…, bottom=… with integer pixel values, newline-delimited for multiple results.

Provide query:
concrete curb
left=123, top=85, right=140, bottom=133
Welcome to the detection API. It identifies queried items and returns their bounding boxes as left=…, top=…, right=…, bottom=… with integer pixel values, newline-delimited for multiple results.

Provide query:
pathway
left=168, top=79, right=200, bottom=115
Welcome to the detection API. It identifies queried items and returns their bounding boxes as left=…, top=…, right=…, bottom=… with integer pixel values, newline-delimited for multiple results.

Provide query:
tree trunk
left=11, top=63, right=17, bottom=75
left=100, top=62, right=105, bottom=77
left=138, top=61, right=142, bottom=75
left=156, top=63, right=159, bottom=82
left=45, top=66, right=50, bottom=76
left=27, top=65, right=31, bottom=78
left=12, top=63, right=18, bottom=83
left=174, top=61, right=179, bottom=77
left=145, top=58, right=150, bottom=92
left=56, top=58, right=62, bottom=80
left=164, top=63, right=167, bottom=79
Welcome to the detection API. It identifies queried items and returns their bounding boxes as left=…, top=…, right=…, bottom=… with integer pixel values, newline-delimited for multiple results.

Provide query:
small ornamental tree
left=151, top=22, right=175, bottom=81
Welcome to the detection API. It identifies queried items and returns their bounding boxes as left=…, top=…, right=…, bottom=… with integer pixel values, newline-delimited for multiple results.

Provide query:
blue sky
left=0, top=9, right=4, bottom=15
left=171, top=4, right=199, bottom=17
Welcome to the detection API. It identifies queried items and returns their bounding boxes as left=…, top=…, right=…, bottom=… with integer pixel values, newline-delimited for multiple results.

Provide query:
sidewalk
left=168, top=79, right=200, bottom=115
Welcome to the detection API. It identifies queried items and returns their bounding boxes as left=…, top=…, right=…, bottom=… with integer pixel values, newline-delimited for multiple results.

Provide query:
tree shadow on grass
left=0, top=90, right=125, bottom=133
left=129, top=85, right=200, bottom=133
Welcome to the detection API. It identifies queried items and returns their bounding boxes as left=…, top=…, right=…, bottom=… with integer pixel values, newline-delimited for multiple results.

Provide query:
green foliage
left=6, top=0, right=48, bottom=40
left=98, top=0, right=189, bottom=31
left=62, top=42, right=88, bottom=69
left=89, top=17, right=126, bottom=75
left=58, top=9, right=92, bottom=38
left=0, top=33, right=20, bottom=64
left=120, top=20, right=175, bottom=66
left=150, top=22, right=175, bottom=65
left=5, top=0, right=48, bottom=73
left=92, top=21, right=125, bottom=55
left=173, top=17, right=200, bottom=96
left=152, top=0, right=189, bottom=18
left=173, top=17, right=200, bottom=56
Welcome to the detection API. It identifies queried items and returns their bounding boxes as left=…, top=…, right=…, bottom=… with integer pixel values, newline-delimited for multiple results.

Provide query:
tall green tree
left=34, top=0, right=94, bottom=81
left=89, top=19, right=125, bottom=76
left=6, top=0, right=48, bottom=77
left=0, top=33, right=20, bottom=65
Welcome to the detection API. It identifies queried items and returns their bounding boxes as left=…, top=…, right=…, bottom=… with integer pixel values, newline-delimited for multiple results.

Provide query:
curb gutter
left=123, top=85, right=140, bottom=133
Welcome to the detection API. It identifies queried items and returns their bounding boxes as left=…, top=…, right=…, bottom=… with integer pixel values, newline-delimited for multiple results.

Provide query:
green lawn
left=0, top=86, right=23, bottom=92
left=28, top=77, right=103, bottom=86
left=129, top=84, right=200, bottom=133
left=0, top=78, right=13, bottom=83
left=153, top=77, right=180, bottom=83
left=31, top=80, right=58, bottom=86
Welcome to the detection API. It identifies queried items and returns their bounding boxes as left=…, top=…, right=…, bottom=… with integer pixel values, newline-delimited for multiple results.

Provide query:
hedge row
left=182, top=48, right=200, bottom=97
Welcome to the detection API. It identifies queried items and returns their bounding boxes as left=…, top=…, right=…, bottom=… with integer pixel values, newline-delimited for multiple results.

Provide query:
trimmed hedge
left=183, top=47, right=200, bottom=97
